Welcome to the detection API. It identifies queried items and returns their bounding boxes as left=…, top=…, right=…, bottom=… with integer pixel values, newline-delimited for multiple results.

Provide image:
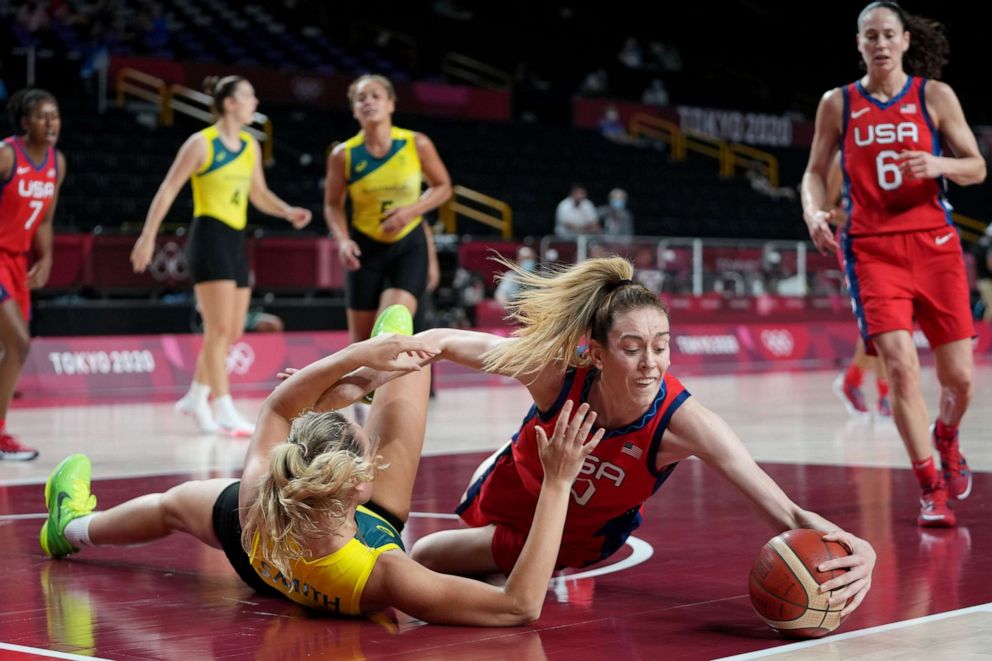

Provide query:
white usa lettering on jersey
left=17, top=179, right=55, bottom=199
left=853, top=122, right=920, bottom=147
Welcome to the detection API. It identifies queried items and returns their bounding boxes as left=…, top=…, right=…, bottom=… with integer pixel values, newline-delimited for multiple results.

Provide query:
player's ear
left=587, top=339, right=605, bottom=369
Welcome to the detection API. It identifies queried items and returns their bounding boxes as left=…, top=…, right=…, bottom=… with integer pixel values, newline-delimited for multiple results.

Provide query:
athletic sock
left=64, top=514, right=96, bottom=549
left=844, top=364, right=864, bottom=387
left=912, top=457, right=939, bottom=488
left=188, top=381, right=211, bottom=405
left=876, top=377, right=889, bottom=398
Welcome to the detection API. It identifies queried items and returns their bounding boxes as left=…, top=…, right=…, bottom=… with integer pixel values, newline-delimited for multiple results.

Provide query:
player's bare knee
left=409, top=536, right=439, bottom=569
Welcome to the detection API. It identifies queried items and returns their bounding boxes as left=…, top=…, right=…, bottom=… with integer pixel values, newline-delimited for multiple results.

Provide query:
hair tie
left=288, top=437, right=309, bottom=459
left=605, top=278, right=635, bottom=293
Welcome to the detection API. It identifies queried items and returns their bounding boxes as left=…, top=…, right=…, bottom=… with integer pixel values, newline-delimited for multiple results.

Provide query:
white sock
left=64, top=513, right=96, bottom=549
left=188, top=382, right=211, bottom=406
left=214, top=395, right=243, bottom=420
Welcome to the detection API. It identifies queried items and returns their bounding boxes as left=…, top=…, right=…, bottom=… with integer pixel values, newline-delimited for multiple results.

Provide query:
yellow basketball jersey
left=191, top=125, right=254, bottom=230
left=249, top=505, right=403, bottom=616
left=344, top=126, right=422, bottom=242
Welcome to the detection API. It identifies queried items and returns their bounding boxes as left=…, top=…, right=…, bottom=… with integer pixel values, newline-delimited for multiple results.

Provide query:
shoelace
left=936, top=436, right=967, bottom=475
left=63, top=479, right=97, bottom=516
left=922, top=484, right=948, bottom=509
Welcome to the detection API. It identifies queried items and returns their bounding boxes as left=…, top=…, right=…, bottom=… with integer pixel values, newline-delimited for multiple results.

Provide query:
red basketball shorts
left=0, top=251, right=30, bottom=320
left=840, top=226, right=974, bottom=353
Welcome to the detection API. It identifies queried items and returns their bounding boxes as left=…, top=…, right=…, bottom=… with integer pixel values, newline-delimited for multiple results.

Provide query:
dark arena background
left=3, top=2, right=992, bottom=659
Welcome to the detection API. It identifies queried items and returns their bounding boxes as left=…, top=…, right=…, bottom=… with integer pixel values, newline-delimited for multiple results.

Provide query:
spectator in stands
left=324, top=74, right=452, bottom=363
left=641, top=79, right=670, bottom=107
left=617, top=36, right=643, bottom=69
left=0, top=89, right=64, bottom=461
left=597, top=105, right=634, bottom=145
left=597, top=188, right=634, bottom=237
left=801, top=2, right=985, bottom=527
left=648, top=40, right=683, bottom=73
left=494, top=246, right=537, bottom=310
left=554, top=184, right=600, bottom=239
left=130, top=76, right=312, bottom=437
left=579, top=68, right=609, bottom=97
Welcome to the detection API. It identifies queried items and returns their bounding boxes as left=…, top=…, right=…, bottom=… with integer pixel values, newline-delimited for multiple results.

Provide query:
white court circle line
left=409, top=511, right=655, bottom=579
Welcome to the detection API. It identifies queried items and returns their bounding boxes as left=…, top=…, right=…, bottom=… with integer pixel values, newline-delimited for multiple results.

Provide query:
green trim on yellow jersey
left=344, top=126, right=422, bottom=243
left=191, top=125, right=254, bottom=230
left=249, top=504, right=403, bottom=616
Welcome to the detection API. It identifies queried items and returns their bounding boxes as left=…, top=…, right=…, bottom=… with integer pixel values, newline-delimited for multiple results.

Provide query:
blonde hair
left=241, top=410, right=379, bottom=581
left=347, top=74, right=396, bottom=104
left=484, top=255, right=668, bottom=379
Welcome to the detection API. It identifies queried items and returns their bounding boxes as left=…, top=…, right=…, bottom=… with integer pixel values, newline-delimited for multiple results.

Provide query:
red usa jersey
left=458, top=367, right=690, bottom=567
left=840, top=77, right=952, bottom=235
left=0, top=136, right=58, bottom=253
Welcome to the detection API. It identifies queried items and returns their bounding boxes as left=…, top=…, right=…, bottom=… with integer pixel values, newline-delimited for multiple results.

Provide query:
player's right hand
left=337, top=239, right=362, bottom=271
left=536, top=400, right=604, bottom=488
left=805, top=210, right=839, bottom=255
left=130, top=235, right=155, bottom=273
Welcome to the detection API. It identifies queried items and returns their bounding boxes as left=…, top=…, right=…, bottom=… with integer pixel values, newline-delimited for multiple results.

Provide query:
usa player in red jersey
left=409, top=256, right=876, bottom=619
left=0, top=89, right=65, bottom=461
left=802, top=2, right=986, bottom=526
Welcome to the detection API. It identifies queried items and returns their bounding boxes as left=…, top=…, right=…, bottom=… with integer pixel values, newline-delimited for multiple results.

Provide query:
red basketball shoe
left=918, top=481, right=956, bottom=528
left=832, top=374, right=869, bottom=416
left=0, top=432, right=39, bottom=461
left=933, top=424, right=972, bottom=501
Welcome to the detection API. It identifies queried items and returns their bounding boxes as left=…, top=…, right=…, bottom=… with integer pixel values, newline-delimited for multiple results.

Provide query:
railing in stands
left=115, top=68, right=274, bottom=165
left=115, top=68, right=171, bottom=126
left=441, top=52, right=513, bottom=90
left=439, top=185, right=513, bottom=239
left=953, top=212, right=988, bottom=243
left=629, top=112, right=780, bottom=186
left=350, top=19, right=418, bottom=70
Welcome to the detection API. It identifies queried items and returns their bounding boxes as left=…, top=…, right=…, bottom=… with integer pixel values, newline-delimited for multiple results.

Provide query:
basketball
left=748, top=529, right=851, bottom=638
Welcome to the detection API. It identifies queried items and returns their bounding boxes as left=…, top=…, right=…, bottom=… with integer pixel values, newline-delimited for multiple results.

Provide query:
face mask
left=610, top=199, right=625, bottom=210
left=520, top=259, right=536, bottom=271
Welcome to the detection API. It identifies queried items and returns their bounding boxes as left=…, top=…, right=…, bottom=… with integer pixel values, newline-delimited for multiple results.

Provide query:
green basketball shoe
left=363, top=304, right=414, bottom=404
left=40, top=454, right=97, bottom=558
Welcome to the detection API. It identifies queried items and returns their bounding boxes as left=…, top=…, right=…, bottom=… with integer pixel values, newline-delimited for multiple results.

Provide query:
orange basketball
left=748, top=528, right=851, bottom=638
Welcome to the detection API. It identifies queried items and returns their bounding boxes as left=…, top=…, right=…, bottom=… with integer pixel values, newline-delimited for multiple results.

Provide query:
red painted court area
left=2, top=454, right=988, bottom=660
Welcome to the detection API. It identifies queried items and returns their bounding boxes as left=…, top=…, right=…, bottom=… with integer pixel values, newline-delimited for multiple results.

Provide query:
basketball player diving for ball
left=408, top=257, right=876, bottom=620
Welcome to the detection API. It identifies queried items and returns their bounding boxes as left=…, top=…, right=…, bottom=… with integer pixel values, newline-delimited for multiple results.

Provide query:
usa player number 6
left=876, top=150, right=902, bottom=191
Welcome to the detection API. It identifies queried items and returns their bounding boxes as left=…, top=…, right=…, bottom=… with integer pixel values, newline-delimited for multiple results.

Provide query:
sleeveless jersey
left=249, top=505, right=403, bottom=616
left=343, top=126, right=422, bottom=243
left=459, top=367, right=691, bottom=566
left=0, top=136, right=58, bottom=253
left=191, top=125, right=254, bottom=230
left=840, top=76, right=952, bottom=235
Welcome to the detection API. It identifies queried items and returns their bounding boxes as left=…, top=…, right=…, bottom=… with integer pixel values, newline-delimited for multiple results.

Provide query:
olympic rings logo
left=760, top=329, right=795, bottom=357
left=148, top=241, right=189, bottom=282
left=225, top=342, right=256, bottom=375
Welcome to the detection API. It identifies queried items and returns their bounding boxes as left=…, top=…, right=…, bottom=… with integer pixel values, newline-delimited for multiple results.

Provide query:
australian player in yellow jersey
left=130, top=76, right=311, bottom=437
left=324, top=74, right=451, bottom=345
left=40, top=306, right=602, bottom=626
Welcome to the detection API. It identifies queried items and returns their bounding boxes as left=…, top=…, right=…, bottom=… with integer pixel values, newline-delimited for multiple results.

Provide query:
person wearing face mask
left=597, top=188, right=634, bottom=237
left=493, top=246, right=537, bottom=310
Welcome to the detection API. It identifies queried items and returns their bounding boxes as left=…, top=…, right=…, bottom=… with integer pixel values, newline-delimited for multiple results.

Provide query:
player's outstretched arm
left=363, top=401, right=603, bottom=625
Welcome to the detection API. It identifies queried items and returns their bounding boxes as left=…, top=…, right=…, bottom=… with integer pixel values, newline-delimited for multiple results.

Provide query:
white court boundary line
left=408, top=512, right=654, bottom=580
left=717, top=603, right=992, bottom=659
left=0, top=642, right=112, bottom=661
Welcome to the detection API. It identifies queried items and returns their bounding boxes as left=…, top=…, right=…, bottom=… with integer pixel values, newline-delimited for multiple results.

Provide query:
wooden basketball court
left=2, top=367, right=990, bottom=659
